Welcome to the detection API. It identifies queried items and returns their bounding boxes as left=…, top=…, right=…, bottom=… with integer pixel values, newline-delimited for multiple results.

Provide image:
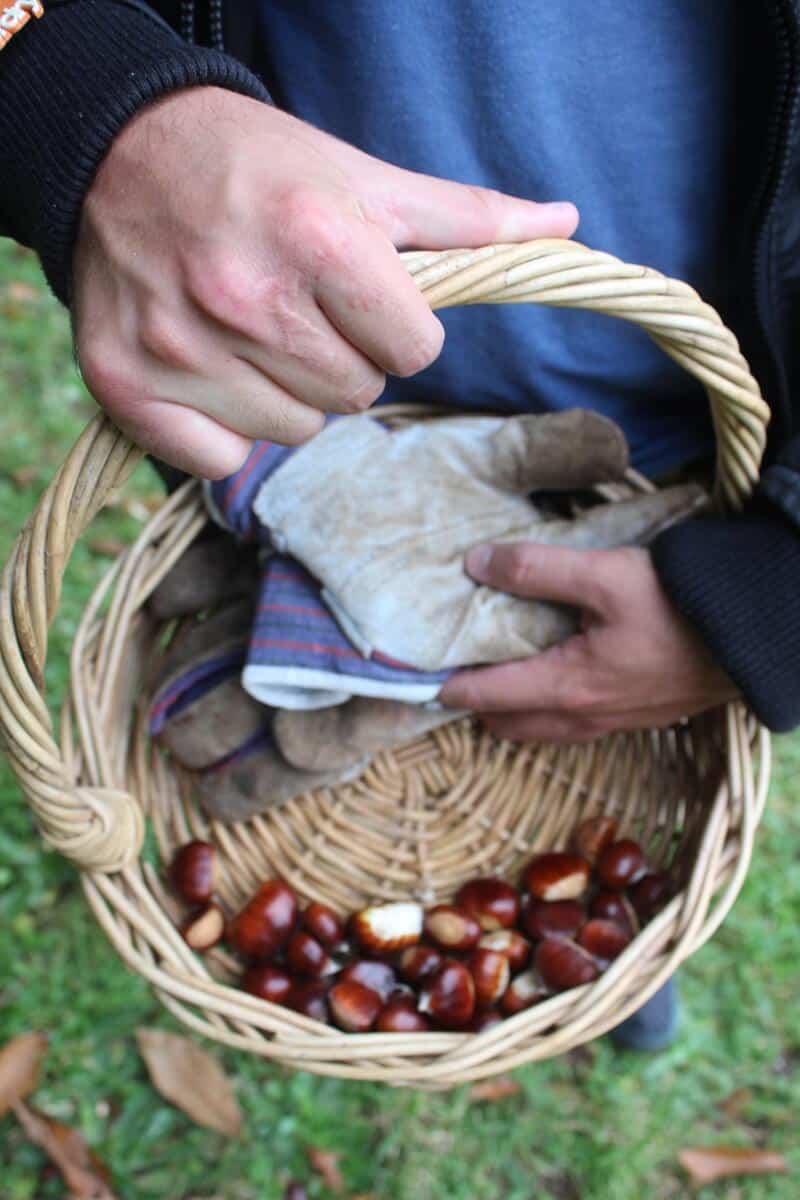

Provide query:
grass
left=0, top=238, right=799, bottom=1199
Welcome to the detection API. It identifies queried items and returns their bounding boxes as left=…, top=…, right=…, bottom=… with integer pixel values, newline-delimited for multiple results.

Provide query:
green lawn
left=1, top=239, right=798, bottom=1200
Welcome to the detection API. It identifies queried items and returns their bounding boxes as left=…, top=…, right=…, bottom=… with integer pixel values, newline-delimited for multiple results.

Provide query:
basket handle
left=0, top=238, right=769, bottom=873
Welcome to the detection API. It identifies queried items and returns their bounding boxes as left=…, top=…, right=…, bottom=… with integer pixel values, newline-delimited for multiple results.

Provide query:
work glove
left=252, top=410, right=705, bottom=672
left=148, top=571, right=458, bottom=819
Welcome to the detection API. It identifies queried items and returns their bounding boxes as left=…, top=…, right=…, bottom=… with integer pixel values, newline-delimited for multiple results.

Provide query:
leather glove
left=252, top=409, right=704, bottom=671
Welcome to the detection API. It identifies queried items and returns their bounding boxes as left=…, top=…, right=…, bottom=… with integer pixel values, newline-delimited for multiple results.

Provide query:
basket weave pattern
left=0, top=240, right=771, bottom=1085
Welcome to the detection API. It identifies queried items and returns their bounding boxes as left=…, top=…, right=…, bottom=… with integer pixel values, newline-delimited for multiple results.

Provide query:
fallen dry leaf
left=283, top=1185, right=310, bottom=1200
left=469, top=1074, right=521, bottom=1102
left=5, top=281, right=39, bottom=303
left=14, top=1102, right=116, bottom=1199
left=307, top=1146, right=344, bottom=1192
left=136, top=1028, right=241, bottom=1137
left=9, top=465, right=39, bottom=489
left=718, top=1087, right=752, bottom=1120
left=0, top=1031, right=48, bottom=1117
left=678, top=1145, right=787, bottom=1186
left=88, top=538, right=127, bottom=558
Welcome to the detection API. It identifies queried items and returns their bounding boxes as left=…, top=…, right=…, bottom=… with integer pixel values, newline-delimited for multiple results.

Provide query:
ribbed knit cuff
left=652, top=500, right=800, bottom=732
left=0, top=0, right=271, bottom=302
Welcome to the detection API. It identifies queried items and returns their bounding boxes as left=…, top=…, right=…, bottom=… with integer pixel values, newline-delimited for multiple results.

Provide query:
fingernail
left=466, top=545, right=493, bottom=580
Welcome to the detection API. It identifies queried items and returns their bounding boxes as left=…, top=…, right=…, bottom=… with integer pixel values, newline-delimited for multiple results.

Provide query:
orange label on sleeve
left=0, top=1, right=44, bottom=50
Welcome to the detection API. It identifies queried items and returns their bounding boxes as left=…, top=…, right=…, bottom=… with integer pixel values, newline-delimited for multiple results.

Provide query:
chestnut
left=500, top=968, right=550, bottom=1016
left=228, top=879, right=298, bottom=960
left=423, top=905, right=482, bottom=952
left=596, top=839, right=647, bottom=890
left=455, top=878, right=521, bottom=931
left=577, top=918, right=631, bottom=966
left=302, top=901, right=345, bottom=948
left=478, top=930, right=531, bottom=972
left=398, top=943, right=443, bottom=985
left=469, top=1009, right=505, bottom=1032
left=629, top=871, right=672, bottom=920
left=589, top=891, right=639, bottom=935
left=241, top=963, right=293, bottom=1005
left=351, top=901, right=423, bottom=954
left=572, top=815, right=619, bottom=864
left=286, top=930, right=336, bottom=977
left=522, top=898, right=585, bottom=942
left=181, top=901, right=225, bottom=951
left=170, top=840, right=217, bottom=905
left=523, top=852, right=590, bottom=902
left=376, top=995, right=431, bottom=1033
left=328, top=980, right=382, bottom=1032
left=339, top=960, right=397, bottom=1003
left=535, top=938, right=600, bottom=992
left=287, top=979, right=329, bottom=1023
left=419, top=960, right=475, bottom=1027
left=467, top=948, right=510, bottom=1009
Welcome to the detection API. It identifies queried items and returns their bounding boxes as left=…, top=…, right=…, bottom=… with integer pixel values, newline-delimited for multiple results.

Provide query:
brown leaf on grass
left=9, top=465, right=39, bottom=489
left=678, top=1145, right=787, bottom=1186
left=88, top=537, right=127, bottom=558
left=718, top=1087, right=752, bottom=1119
left=469, top=1074, right=521, bottom=1102
left=14, top=1102, right=117, bottom=1199
left=0, top=1032, right=48, bottom=1117
left=135, top=1029, right=242, bottom=1137
left=5, top=281, right=39, bottom=303
left=307, top=1146, right=344, bottom=1192
left=283, top=1185, right=310, bottom=1200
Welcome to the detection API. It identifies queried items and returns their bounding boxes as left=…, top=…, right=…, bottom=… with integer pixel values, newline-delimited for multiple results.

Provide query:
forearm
left=0, top=0, right=270, bottom=301
left=652, top=486, right=800, bottom=732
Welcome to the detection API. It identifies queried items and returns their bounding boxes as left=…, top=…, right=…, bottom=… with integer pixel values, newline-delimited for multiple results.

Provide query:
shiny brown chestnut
left=340, top=959, right=397, bottom=1003
left=535, top=938, right=600, bottom=992
left=228, top=879, right=298, bottom=960
left=590, top=890, right=639, bottom=935
left=455, top=878, right=521, bottom=931
left=419, top=960, right=476, bottom=1027
left=241, top=963, right=293, bottom=1005
left=596, top=839, right=647, bottom=890
left=523, top=898, right=585, bottom=942
left=467, top=948, right=510, bottom=1009
left=170, top=840, right=217, bottom=905
left=469, top=1009, right=505, bottom=1032
left=572, top=815, right=619, bottom=864
left=328, top=980, right=382, bottom=1032
left=477, top=930, right=531, bottom=972
left=181, top=901, right=225, bottom=951
left=287, top=979, right=329, bottom=1023
left=286, top=930, right=336, bottom=977
left=302, top=901, right=345, bottom=948
left=500, top=968, right=550, bottom=1016
left=423, top=905, right=482, bottom=952
left=351, top=902, right=423, bottom=954
left=523, top=852, right=591, bottom=902
left=398, top=943, right=443, bottom=985
left=629, top=871, right=672, bottom=919
left=376, top=995, right=431, bottom=1033
left=577, top=918, right=631, bottom=966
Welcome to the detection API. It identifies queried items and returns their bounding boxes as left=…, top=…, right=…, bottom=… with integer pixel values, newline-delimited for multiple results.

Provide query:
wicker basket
left=0, top=239, right=772, bottom=1088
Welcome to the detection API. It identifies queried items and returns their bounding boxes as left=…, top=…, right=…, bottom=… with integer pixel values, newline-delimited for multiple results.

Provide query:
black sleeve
left=652, top=437, right=800, bottom=732
left=0, top=0, right=271, bottom=303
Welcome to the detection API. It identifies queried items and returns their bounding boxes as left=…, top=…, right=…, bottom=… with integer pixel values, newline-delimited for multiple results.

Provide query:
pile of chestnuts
left=169, top=815, right=671, bottom=1033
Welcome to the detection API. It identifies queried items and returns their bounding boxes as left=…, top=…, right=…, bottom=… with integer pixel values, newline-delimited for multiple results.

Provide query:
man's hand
left=439, top=541, right=738, bottom=742
left=72, top=88, right=578, bottom=478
